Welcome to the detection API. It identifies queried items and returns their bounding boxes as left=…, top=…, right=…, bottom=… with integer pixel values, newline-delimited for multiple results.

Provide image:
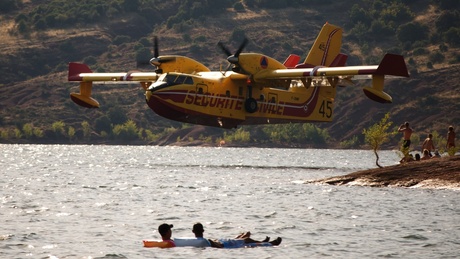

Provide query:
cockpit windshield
left=159, top=74, right=194, bottom=86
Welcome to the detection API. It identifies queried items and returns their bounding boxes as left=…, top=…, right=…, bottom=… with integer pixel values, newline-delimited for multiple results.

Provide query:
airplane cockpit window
left=184, top=76, right=193, bottom=85
left=162, top=74, right=194, bottom=86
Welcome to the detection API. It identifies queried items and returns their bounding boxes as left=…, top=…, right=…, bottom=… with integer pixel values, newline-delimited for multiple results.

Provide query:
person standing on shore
left=398, top=122, right=413, bottom=150
left=446, top=126, right=456, bottom=149
left=421, top=133, right=436, bottom=156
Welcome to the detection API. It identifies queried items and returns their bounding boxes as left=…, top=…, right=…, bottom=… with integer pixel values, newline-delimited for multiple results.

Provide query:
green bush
left=429, top=51, right=445, bottom=64
left=413, top=47, right=428, bottom=56
left=52, top=121, right=66, bottom=137
left=443, top=27, right=460, bottom=47
left=435, top=10, right=460, bottom=32
left=396, top=22, right=429, bottom=44
left=83, top=56, right=97, bottom=65
left=81, top=121, right=91, bottom=139
left=95, top=115, right=112, bottom=134
left=113, top=35, right=131, bottom=45
left=136, top=47, right=152, bottom=64
left=112, top=120, right=139, bottom=141
left=0, top=0, right=19, bottom=13
left=233, top=2, right=244, bottom=11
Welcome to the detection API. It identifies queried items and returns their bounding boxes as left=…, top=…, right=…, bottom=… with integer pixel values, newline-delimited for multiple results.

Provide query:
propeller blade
left=153, top=36, right=159, bottom=58
left=234, top=38, right=248, bottom=57
left=217, top=41, right=232, bottom=57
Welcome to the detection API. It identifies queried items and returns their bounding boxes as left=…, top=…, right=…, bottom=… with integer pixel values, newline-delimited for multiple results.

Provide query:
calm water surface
left=1, top=144, right=459, bottom=258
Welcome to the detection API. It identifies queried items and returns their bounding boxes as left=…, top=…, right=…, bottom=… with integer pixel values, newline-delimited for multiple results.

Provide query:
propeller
left=218, top=38, right=249, bottom=73
left=150, top=36, right=161, bottom=67
left=149, top=36, right=175, bottom=73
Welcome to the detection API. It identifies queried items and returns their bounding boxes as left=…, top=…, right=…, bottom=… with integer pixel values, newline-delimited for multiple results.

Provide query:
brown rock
left=308, top=155, right=460, bottom=190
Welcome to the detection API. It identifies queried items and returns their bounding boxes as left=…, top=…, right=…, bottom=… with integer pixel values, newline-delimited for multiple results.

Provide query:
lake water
left=1, top=144, right=459, bottom=258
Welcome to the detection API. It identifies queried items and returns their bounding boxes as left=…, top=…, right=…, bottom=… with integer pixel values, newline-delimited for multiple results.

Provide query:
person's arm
left=207, top=239, right=224, bottom=248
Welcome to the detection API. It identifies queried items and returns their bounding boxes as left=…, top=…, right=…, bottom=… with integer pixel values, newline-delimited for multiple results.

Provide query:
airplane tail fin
left=303, top=23, right=343, bottom=67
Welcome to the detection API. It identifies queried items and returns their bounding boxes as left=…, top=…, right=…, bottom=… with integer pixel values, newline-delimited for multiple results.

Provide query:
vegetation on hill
left=0, top=0, right=459, bottom=149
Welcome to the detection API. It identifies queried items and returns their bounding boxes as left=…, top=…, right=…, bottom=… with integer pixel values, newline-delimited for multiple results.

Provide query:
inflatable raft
left=143, top=238, right=210, bottom=248
left=143, top=238, right=274, bottom=248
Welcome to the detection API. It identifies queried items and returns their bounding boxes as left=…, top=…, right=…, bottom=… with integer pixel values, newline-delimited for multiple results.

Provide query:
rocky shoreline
left=307, top=155, right=460, bottom=190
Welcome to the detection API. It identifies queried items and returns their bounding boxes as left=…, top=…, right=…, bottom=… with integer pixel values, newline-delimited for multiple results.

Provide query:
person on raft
left=158, top=223, right=176, bottom=247
left=192, top=222, right=282, bottom=248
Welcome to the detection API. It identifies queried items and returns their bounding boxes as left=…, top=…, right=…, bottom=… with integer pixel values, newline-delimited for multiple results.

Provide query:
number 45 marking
left=319, top=100, right=332, bottom=118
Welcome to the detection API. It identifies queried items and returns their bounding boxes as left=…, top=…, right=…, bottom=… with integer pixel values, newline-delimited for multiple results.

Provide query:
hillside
left=0, top=0, right=459, bottom=148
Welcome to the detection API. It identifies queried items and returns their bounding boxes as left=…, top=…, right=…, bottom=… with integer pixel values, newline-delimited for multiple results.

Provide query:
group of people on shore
left=153, top=222, right=282, bottom=248
left=398, top=122, right=456, bottom=163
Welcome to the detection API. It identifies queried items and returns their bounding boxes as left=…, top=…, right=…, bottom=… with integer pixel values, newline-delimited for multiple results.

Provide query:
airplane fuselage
left=145, top=71, right=337, bottom=129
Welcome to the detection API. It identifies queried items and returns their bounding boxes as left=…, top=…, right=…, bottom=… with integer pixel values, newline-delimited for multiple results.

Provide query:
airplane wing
left=68, top=62, right=160, bottom=108
left=253, top=54, right=409, bottom=81
left=247, top=53, right=408, bottom=103
left=68, top=62, right=159, bottom=83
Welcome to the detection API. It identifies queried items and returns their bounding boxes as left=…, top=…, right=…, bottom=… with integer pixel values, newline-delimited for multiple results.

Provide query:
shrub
left=340, top=135, right=360, bottom=149
left=113, top=35, right=131, bottom=45
left=112, top=120, right=139, bottom=141
left=435, top=10, right=460, bottom=32
left=23, top=123, right=34, bottom=138
left=136, top=47, right=152, bottom=64
left=95, top=115, right=112, bottom=134
left=52, top=121, right=66, bottom=137
left=429, top=52, right=445, bottom=64
left=443, top=27, right=460, bottom=47
left=396, top=22, right=428, bottom=44
left=413, top=47, right=427, bottom=56
left=81, top=121, right=91, bottom=139
left=233, top=2, right=244, bottom=11
left=83, top=56, right=97, bottom=65
left=0, top=0, right=19, bottom=13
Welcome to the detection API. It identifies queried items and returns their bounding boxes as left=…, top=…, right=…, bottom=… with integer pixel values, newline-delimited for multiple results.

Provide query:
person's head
left=415, top=153, right=420, bottom=161
left=192, top=222, right=205, bottom=237
left=449, top=126, right=454, bottom=132
left=158, top=223, right=173, bottom=240
left=428, top=133, right=433, bottom=138
left=405, top=122, right=409, bottom=127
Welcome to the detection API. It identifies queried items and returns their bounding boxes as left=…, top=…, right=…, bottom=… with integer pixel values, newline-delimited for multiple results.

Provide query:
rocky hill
left=0, top=0, right=459, bottom=148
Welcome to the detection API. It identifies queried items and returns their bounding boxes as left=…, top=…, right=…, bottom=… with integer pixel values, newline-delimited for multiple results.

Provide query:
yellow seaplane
left=68, top=23, right=409, bottom=129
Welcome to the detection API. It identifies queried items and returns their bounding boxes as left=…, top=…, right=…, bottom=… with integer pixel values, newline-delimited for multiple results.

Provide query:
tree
left=362, top=113, right=395, bottom=168
left=81, top=121, right=91, bottom=139
left=52, top=121, right=66, bottom=138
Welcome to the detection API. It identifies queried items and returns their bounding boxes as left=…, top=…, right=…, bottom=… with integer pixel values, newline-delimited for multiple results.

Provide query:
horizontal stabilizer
left=68, top=62, right=92, bottom=81
left=283, top=54, right=301, bottom=68
left=329, top=53, right=348, bottom=67
left=376, top=54, right=409, bottom=77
